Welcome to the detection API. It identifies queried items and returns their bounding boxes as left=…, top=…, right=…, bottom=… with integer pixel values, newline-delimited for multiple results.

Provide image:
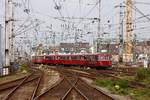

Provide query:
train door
left=85, top=55, right=96, bottom=66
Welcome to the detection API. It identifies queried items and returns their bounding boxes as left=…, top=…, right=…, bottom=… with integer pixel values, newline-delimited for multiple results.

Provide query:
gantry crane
left=124, top=0, right=133, bottom=62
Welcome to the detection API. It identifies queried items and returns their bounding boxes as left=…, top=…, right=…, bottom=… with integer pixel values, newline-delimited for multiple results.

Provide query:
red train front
left=31, top=53, right=112, bottom=69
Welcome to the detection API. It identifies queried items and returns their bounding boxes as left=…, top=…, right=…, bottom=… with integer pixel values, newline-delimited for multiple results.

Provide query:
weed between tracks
left=19, top=64, right=29, bottom=73
left=94, top=68, right=150, bottom=100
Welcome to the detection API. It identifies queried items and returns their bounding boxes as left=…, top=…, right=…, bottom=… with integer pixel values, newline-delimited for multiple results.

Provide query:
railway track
left=1, top=65, right=147, bottom=100
left=35, top=67, right=114, bottom=100
left=53, top=66, right=150, bottom=89
left=0, top=68, right=43, bottom=100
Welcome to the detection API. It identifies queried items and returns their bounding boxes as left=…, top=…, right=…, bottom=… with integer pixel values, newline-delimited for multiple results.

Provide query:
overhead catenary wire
left=14, top=0, right=34, bottom=34
left=124, top=1, right=150, bottom=22
left=134, top=1, right=150, bottom=5
left=75, top=0, right=100, bottom=28
left=52, top=0, right=64, bottom=18
left=14, top=21, right=45, bottom=36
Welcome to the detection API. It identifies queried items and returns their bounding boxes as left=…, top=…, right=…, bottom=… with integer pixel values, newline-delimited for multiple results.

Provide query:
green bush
left=135, top=68, right=150, bottom=81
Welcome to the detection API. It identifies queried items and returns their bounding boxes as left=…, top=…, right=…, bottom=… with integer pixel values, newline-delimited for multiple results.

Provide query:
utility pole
left=97, top=0, right=101, bottom=53
left=52, top=32, right=56, bottom=53
left=0, top=24, right=2, bottom=68
left=5, top=0, right=14, bottom=68
left=98, top=0, right=101, bottom=38
left=118, top=3, right=125, bottom=62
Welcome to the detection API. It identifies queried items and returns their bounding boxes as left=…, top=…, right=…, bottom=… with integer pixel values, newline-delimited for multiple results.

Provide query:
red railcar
left=31, top=55, right=46, bottom=64
left=31, top=53, right=112, bottom=69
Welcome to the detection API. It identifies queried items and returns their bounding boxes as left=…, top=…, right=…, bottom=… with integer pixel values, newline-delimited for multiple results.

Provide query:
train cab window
left=32, top=56, right=36, bottom=59
left=71, top=56, right=80, bottom=60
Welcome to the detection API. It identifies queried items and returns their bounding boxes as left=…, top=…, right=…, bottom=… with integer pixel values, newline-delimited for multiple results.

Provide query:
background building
left=59, top=42, right=90, bottom=53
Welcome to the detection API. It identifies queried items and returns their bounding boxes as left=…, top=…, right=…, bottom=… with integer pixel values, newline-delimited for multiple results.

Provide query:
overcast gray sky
left=0, top=0, right=150, bottom=46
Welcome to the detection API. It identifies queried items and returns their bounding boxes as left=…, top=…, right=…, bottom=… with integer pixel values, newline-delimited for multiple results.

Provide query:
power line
left=52, top=0, right=64, bottom=18
left=134, top=1, right=150, bottom=5
left=75, top=0, right=99, bottom=28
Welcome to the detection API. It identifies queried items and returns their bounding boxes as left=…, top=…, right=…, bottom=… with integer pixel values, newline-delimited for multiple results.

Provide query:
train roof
left=32, top=53, right=112, bottom=57
left=44, top=53, right=112, bottom=56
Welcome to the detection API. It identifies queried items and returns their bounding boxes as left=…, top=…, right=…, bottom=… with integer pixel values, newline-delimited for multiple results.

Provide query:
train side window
left=60, top=56, right=64, bottom=60
left=108, top=56, right=110, bottom=60
left=67, top=56, right=70, bottom=60
left=81, top=56, right=85, bottom=60
left=64, top=56, right=69, bottom=60
left=77, top=56, right=80, bottom=60
left=37, top=56, right=42, bottom=60
left=71, top=56, right=75, bottom=60
left=71, top=56, right=77, bottom=60
left=57, top=56, right=60, bottom=60
left=99, top=56, right=104, bottom=60
left=98, top=56, right=101, bottom=60
left=46, top=56, right=53, bottom=60
left=69, top=56, right=71, bottom=60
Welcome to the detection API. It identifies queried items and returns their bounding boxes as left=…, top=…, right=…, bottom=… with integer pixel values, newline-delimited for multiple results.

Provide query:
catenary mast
left=5, top=0, right=14, bottom=68
left=124, top=0, right=133, bottom=62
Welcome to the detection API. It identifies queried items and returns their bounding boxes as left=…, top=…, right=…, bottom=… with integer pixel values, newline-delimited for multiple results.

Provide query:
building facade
left=59, top=42, right=90, bottom=53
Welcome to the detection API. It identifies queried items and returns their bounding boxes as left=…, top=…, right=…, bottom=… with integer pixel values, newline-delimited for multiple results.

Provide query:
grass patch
left=95, top=79, right=129, bottom=95
left=94, top=78, right=150, bottom=100
left=128, top=88, right=150, bottom=100
left=134, top=68, right=150, bottom=84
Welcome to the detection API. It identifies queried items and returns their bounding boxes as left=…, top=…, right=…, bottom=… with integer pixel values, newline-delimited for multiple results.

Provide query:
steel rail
left=61, top=77, right=89, bottom=100
left=30, top=70, right=43, bottom=100
left=3, top=73, right=34, bottom=100
left=0, top=77, right=26, bottom=91
left=48, top=67, right=111, bottom=99
left=34, top=78, right=64, bottom=100
left=0, top=75, right=40, bottom=93
left=77, top=78, right=114, bottom=100
left=60, top=77, right=79, bottom=100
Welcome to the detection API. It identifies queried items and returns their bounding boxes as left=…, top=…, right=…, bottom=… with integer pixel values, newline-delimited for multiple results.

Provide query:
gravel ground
left=38, top=66, right=60, bottom=94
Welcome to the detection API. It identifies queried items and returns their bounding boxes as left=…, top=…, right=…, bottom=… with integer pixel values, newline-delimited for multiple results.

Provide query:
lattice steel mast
left=124, top=0, right=133, bottom=62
